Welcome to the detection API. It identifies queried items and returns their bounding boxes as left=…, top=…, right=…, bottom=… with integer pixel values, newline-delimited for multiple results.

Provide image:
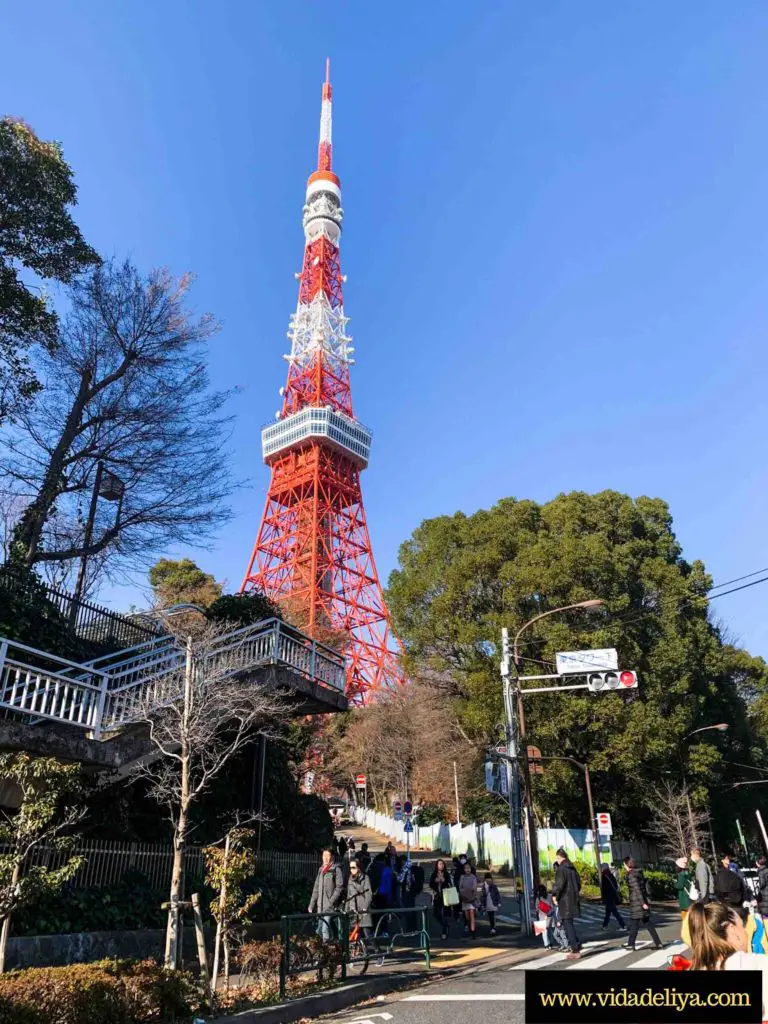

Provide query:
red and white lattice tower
left=241, top=61, right=405, bottom=702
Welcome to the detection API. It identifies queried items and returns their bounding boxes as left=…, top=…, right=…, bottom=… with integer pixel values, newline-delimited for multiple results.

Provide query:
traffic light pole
left=501, top=629, right=533, bottom=938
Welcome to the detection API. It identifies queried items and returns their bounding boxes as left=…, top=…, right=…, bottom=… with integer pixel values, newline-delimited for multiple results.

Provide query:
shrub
left=12, top=871, right=166, bottom=936
left=0, top=959, right=208, bottom=1024
left=414, top=803, right=447, bottom=827
left=572, top=859, right=599, bottom=887
left=644, top=869, right=676, bottom=901
left=580, top=883, right=601, bottom=900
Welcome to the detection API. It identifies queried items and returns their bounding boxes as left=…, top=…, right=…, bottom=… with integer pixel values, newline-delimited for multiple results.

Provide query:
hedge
left=0, top=959, right=208, bottom=1024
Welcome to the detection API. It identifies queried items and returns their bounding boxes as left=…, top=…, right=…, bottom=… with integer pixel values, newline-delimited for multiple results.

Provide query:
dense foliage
left=149, top=557, right=222, bottom=610
left=386, top=490, right=768, bottom=846
left=0, top=959, right=207, bottom=1024
left=0, top=117, right=99, bottom=421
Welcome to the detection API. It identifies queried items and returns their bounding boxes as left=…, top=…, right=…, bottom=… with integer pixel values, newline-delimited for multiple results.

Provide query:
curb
left=203, top=971, right=426, bottom=1024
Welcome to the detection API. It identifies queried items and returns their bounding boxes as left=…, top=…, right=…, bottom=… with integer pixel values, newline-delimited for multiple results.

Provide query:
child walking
left=482, top=872, right=503, bottom=936
left=535, top=884, right=555, bottom=949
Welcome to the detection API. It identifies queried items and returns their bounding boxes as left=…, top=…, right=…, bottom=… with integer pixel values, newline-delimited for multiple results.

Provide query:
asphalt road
left=314, top=910, right=686, bottom=1024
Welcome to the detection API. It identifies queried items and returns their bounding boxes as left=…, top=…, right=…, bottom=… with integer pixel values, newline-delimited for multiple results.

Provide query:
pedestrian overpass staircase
left=0, top=618, right=346, bottom=742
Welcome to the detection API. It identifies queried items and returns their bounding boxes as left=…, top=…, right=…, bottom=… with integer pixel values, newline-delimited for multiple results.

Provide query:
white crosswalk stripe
left=629, top=941, right=686, bottom=969
left=508, top=941, right=608, bottom=970
left=567, top=941, right=651, bottom=969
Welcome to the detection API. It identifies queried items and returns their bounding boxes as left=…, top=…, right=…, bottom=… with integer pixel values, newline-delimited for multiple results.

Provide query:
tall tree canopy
left=3, top=260, right=235, bottom=585
left=0, top=118, right=99, bottom=419
left=386, top=491, right=768, bottom=841
left=149, top=557, right=223, bottom=609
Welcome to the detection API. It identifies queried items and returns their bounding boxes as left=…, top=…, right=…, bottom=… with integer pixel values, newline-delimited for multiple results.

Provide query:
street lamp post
left=512, top=599, right=604, bottom=887
left=680, top=724, right=729, bottom=853
left=501, top=627, right=532, bottom=936
left=70, top=462, right=125, bottom=624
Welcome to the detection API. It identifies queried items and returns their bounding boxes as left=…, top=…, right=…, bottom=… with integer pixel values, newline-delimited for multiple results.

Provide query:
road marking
left=403, top=994, right=525, bottom=1001
left=629, top=942, right=684, bottom=969
left=508, top=940, right=608, bottom=970
left=566, top=941, right=651, bottom=969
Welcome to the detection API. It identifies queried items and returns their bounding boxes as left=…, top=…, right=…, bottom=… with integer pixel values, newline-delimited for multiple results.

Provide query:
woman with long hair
left=688, top=901, right=768, bottom=1016
left=429, top=858, right=453, bottom=940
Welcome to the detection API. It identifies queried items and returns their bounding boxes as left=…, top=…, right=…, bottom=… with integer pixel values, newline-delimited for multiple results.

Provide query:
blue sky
left=3, top=2, right=768, bottom=656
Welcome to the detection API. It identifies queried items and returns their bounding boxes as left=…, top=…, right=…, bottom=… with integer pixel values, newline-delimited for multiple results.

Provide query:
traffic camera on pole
left=587, top=670, right=638, bottom=693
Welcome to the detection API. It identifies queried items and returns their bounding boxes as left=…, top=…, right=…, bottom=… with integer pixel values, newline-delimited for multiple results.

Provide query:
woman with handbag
left=429, top=858, right=456, bottom=940
left=676, top=856, right=693, bottom=921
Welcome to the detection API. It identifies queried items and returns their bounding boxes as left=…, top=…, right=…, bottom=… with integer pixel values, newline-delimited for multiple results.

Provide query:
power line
left=706, top=576, right=768, bottom=601
left=709, top=567, right=768, bottom=593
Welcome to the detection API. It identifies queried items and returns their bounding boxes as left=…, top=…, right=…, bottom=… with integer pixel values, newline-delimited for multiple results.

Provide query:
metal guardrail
left=0, top=618, right=346, bottom=739
left=277, top=907, right=431, bottom=998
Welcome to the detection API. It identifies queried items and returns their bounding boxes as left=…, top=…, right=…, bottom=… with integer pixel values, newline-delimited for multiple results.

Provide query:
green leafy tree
left=0, top=753, right=84, bottom=971
left=387, top=490, right=768, bottom=840
left=204, top=828, right=260, bottom=991
left=150, top=557, right=223, bottom=610
left=206, top=590, right=281, bottom=626
left=0, top=118, right=99, bottom=420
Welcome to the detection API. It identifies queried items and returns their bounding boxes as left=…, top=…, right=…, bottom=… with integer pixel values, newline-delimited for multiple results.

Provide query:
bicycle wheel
left=347, top=938, right=370, bottom=975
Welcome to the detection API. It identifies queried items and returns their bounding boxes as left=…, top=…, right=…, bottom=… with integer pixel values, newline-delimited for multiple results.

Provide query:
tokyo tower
left=241, top=61, right=405, bottom=702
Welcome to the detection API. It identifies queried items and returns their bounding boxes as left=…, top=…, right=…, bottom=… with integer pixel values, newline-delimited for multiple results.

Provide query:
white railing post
left=310, top=641, right=316, bottom=680
left=90, top=671, right=110, bottom=740
left=271, top=621, right=280, bottom=663
left=0, top=641, right=7, bottom=685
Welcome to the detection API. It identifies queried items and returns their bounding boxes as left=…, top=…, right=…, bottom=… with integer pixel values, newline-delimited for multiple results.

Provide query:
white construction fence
left=352, top=807, right=659, bottom=870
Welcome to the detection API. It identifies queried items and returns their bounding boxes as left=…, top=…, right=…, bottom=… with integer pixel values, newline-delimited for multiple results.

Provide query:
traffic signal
left=587, top=669, right=638, bottom=693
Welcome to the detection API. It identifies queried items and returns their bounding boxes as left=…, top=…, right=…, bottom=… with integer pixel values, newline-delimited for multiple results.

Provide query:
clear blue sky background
left=3, top=2, right=767, bottom=656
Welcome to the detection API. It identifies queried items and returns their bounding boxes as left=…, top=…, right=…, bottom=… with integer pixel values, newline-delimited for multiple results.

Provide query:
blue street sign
left=403, top=818, right=414, bottom=834
left=403, top=800, right=413, bottom=815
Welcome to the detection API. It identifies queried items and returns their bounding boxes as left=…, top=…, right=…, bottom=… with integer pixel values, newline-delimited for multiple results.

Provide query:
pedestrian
left=396, top=855, right=416, bottom=928
left=459, top=861, right=479, bottom=939
left=714, top=853, right=748, bottom=922
left=675, top=856, right=693, bottom=921
left=359, top=842, right=371, bottom=873
left=343, top=858, right=374, bottom=940
left=369, top=851, right=384, bottom=897
left=453, top=854, right=468, bottom=925
left=757, top=855, right=768, bottom=918
left=600, top=862, right=625, bottom=929
left=337, top=835, right=348, bottom=859
left=552, top=848, right=582, bottom=959
left=429, top=858, right=454, bottom=940
left=687, top=900, right=768, bottom=1017
left=690, top=846, right=714, bottom=901
left=308, top=847, right=344, bottom=941
left=481, top=872, right=502, bottom=936
left=622, top=857, right=663, bottom=951
left=535, top=884, right=555, bottom=948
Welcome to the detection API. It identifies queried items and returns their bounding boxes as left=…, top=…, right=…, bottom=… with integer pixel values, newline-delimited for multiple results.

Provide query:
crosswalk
left=507, top=938, right=686, bottom=973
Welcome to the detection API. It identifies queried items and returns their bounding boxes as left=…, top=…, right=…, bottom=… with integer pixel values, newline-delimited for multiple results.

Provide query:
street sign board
left=403, top=800, right=413, bottom=816
left=355, top=774, right=366, bottom=788
left=403, top=818, right=414, bottom=834
left=596, top=812, right=613, bottom=836
left=527, top=745, right=544, bottom=774
left=393, top=800, right=403, bottom=821
left=556, top=648, right=618, bottom=675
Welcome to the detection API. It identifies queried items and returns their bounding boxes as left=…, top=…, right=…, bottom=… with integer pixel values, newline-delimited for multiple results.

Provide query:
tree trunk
left=0, top=859, right=21, bottom=974
left=211, top=830, right=231, bottom=992
left=16, top=372, right=92, bottom=563
left=165, top=637, right=193, bottom=970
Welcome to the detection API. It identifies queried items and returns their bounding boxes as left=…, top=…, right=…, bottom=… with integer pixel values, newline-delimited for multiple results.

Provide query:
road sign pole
left=584, top=765, right=601, bottom=870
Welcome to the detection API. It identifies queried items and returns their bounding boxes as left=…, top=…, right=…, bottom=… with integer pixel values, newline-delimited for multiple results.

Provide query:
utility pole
left=453, top=761, right=461, bottom=825
left=501, top=628, right=532, bottom=937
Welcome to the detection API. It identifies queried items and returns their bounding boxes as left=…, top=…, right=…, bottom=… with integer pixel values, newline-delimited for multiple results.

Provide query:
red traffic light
left=620, top=670, right=637, bottom=688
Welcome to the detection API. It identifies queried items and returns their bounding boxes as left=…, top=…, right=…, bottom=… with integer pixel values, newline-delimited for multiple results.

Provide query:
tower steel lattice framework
left=241, top=61, right=405, bottom=702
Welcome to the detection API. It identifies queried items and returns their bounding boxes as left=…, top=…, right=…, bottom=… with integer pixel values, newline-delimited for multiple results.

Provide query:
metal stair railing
left=0, top=619, right=346, bottom=740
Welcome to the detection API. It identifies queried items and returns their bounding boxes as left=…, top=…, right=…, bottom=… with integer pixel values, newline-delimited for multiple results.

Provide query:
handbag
left=687, top=881, right=700, bottom=901
left=443, top=885, right=460, bottom=907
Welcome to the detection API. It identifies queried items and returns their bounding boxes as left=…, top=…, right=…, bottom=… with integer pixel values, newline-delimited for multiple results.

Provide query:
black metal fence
left=0, top=564, right=161, bottom=659
left=276, top=907, right=431, bottom=997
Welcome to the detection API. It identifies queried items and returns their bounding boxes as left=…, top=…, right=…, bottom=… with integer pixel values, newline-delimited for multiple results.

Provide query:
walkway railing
left=0, top=618, right=346, bottom=739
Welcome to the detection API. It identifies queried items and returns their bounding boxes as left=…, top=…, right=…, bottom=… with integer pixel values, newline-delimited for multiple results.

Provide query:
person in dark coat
left=552, top=848, right=582, bottom=959
left=343, top=859, right=374, bottom=937
left=622, top=857, right=663, bottom=951
left=714, top=853, right=747, bottom=921
left=308, top=848, right=345, bottom=941
left=757, top=855, right=768, bottom=917
left=429, top=858, right=454, bottom=940
left=600, top=863, right=625, bottom=929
